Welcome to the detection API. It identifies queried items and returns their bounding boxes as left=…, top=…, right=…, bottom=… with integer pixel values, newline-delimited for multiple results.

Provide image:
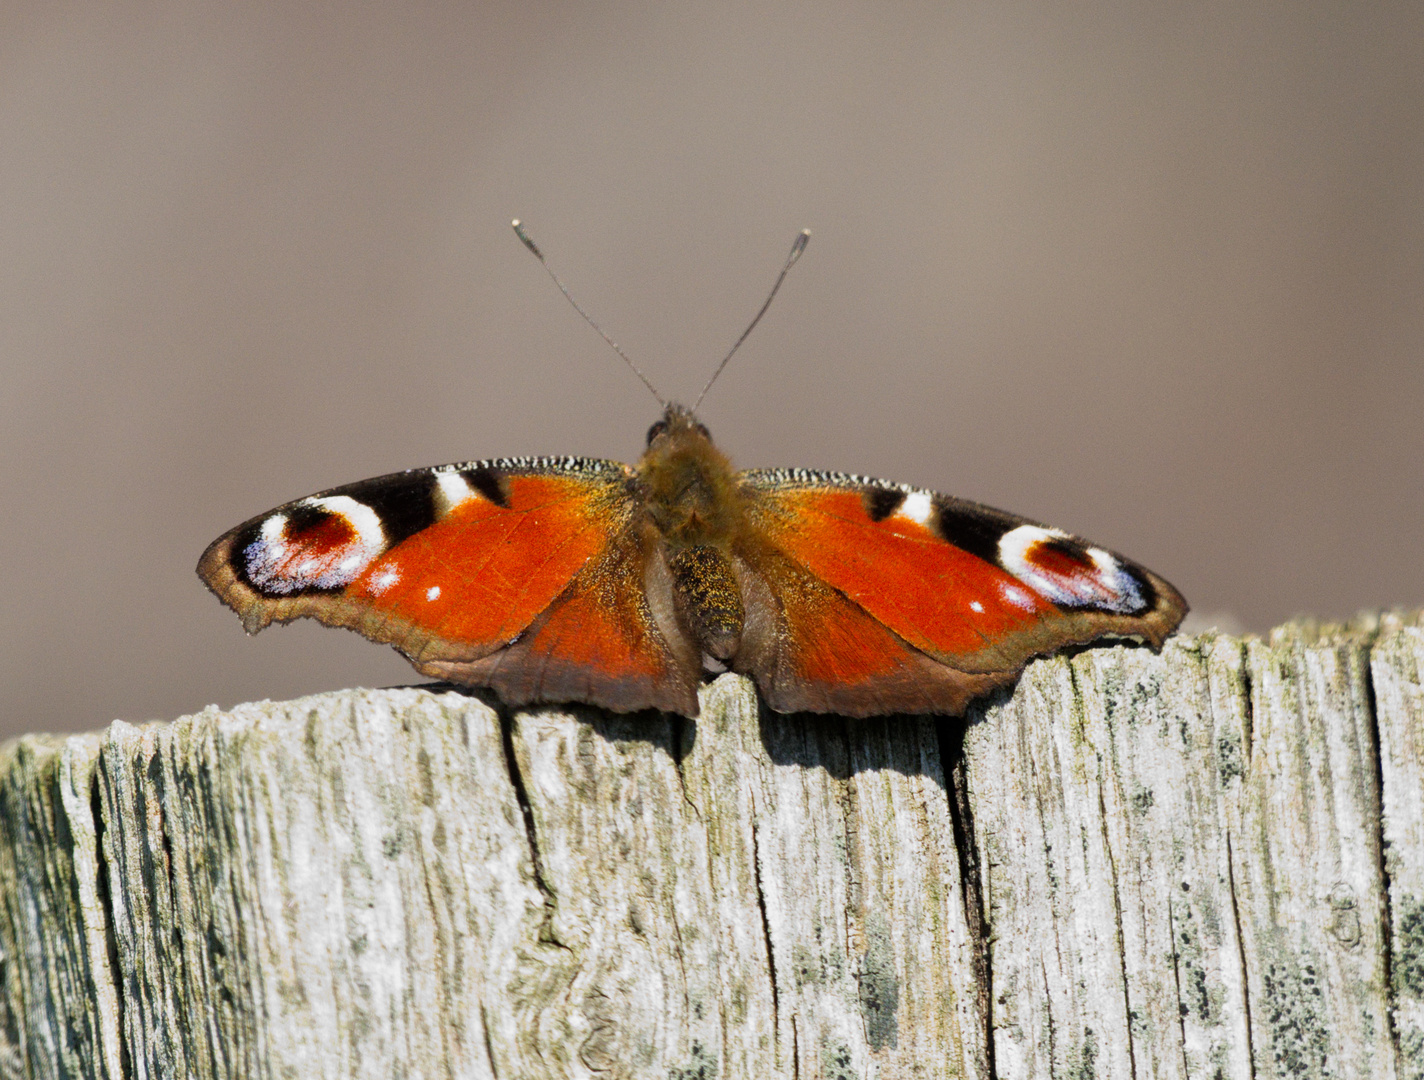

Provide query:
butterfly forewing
left=201, top=457, right=642, bottom=663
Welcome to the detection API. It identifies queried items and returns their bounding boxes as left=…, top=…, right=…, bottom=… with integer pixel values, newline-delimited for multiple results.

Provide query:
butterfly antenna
left=693, top=229, right=811, bottom=411
left=512, top=220, right=665, bottom=407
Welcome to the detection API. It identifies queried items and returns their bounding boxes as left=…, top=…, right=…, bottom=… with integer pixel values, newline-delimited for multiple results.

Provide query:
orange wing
left=198, top=458, right=701, bottom=714
left=736, top=469, right=1186, bottom=715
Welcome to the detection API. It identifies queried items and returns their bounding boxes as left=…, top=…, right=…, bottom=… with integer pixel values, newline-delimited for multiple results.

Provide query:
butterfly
left=198, top=226, right=1187, bottom=718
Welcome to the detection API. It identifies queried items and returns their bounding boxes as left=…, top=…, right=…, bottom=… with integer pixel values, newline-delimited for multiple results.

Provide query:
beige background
left=3, top=3, right=1421, bottom=737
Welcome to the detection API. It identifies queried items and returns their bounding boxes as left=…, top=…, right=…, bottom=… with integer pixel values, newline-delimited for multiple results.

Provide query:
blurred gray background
left=3, top=3, right=1421, bottom=737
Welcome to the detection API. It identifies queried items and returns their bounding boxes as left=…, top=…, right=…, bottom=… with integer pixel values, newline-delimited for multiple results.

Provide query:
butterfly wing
left=734, top=469, right=1187, bottom=716
left=198, top=458, right=701, bottom=715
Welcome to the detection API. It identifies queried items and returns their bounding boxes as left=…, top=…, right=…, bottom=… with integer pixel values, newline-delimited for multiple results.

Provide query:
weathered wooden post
left=2, top=613, right=1421, bottom=1078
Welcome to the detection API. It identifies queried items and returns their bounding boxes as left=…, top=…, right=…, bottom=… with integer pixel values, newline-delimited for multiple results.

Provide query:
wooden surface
left=1, top=613, right=1421, bottom=1079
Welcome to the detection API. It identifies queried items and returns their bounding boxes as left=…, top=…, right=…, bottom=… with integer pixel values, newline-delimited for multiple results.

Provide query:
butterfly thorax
left=637, top=405, right=747, bottom=663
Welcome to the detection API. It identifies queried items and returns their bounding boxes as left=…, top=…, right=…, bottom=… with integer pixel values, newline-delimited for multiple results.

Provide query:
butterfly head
left=646, top=402, right=712, bottom=448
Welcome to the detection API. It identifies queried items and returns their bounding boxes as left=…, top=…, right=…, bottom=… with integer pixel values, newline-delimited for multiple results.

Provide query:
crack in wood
left=838, top=719, right=875, bottom=1058
left=1095, top=767, right=1139, bottom=1080
left=479, top=1001, right=499, bottom=1079
left=941, top=717, right=996, bottom=1080
left=497, top=710, right=566, bottom=950
left=90, top=766, right=134, bottom=1080
left=1362, top=646, right=1404, bottom=1069
left=668, top=877, right=695, bottom=1031
left=1164, top=884, right=1192, bottom=1078
left=668, top=712, right=702, bottom=822
left=1040, top=955, right=1056, bottom=1071
left=747, top=804, right=780, bottom=1040
left=1224, top=831, right=1257, bottom=1080
left=1239, top=660, right=1255, bottom=763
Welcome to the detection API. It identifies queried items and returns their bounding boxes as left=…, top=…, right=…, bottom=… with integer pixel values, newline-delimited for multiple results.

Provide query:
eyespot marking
left=242, top=495, right=386, bottom=595
left=998, top=524, right=1145, bottom=613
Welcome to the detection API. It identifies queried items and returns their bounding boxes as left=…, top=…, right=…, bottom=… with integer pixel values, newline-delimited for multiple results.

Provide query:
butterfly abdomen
left=635, top=406, right=754, bottom=669
left=668, top=545, right=744, bottom=663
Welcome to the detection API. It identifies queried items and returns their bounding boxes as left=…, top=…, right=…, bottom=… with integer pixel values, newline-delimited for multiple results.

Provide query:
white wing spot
left=969, top=600, right=985, bottom=613
left=999, top=582, right=1038, bottom=611
left=895, top=489, right=935, bottom=526
left=1085, top=547, right=1145, bottom=613
left=426, top=585, right=441, bottom=602
left=367, top=566, right=401, bottom=595
left=434, top=470, right=476, bottom=516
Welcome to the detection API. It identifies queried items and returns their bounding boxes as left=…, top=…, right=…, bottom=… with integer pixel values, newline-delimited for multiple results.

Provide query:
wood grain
left=2, top=615, right=1420, bottom=1078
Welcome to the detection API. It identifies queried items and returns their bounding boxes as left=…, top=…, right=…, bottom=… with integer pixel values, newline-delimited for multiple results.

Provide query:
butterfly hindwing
left=730, top=540, right=1018, bottom=716
left=416, top=519, right=701, bottom=715
left=736, top=468, right=1186, bottom=715
left=198, top=457, right=702, bottom=713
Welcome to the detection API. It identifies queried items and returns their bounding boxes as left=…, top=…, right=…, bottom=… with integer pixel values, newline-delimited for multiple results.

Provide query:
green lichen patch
left=1130, top=784, right=1155, bottom=815
left=1261, top=951, right=1332, bottom=1078
left=858, top=912, right=899, bottom=1051
left=1397, top=895, right=1424, bottom=999
left=822, top=1042, right=859, bottom=1080
left=1216, top=730, right=1244, bottom=785
left=1172, top=894, right=1213, bottom=1023
left=1068, top=1025, right=1098, bottom=1080
left=666, top=1039, right=716, bottom=1079
left=1398, top=1027, right=1423, bottom=1080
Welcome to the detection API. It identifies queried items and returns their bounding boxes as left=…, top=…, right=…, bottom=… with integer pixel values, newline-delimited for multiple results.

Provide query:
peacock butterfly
left=198, top=226, right=1187, bottom=717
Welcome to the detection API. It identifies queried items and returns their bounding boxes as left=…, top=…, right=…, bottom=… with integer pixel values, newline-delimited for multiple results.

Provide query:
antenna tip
left=512, top=219, right=543, bottom=260
left=788, top=229, right=811, bottom=264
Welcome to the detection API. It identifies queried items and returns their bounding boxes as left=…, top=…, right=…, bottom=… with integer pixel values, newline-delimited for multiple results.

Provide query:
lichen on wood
left=2, top=613, right=1421, bottom=1078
